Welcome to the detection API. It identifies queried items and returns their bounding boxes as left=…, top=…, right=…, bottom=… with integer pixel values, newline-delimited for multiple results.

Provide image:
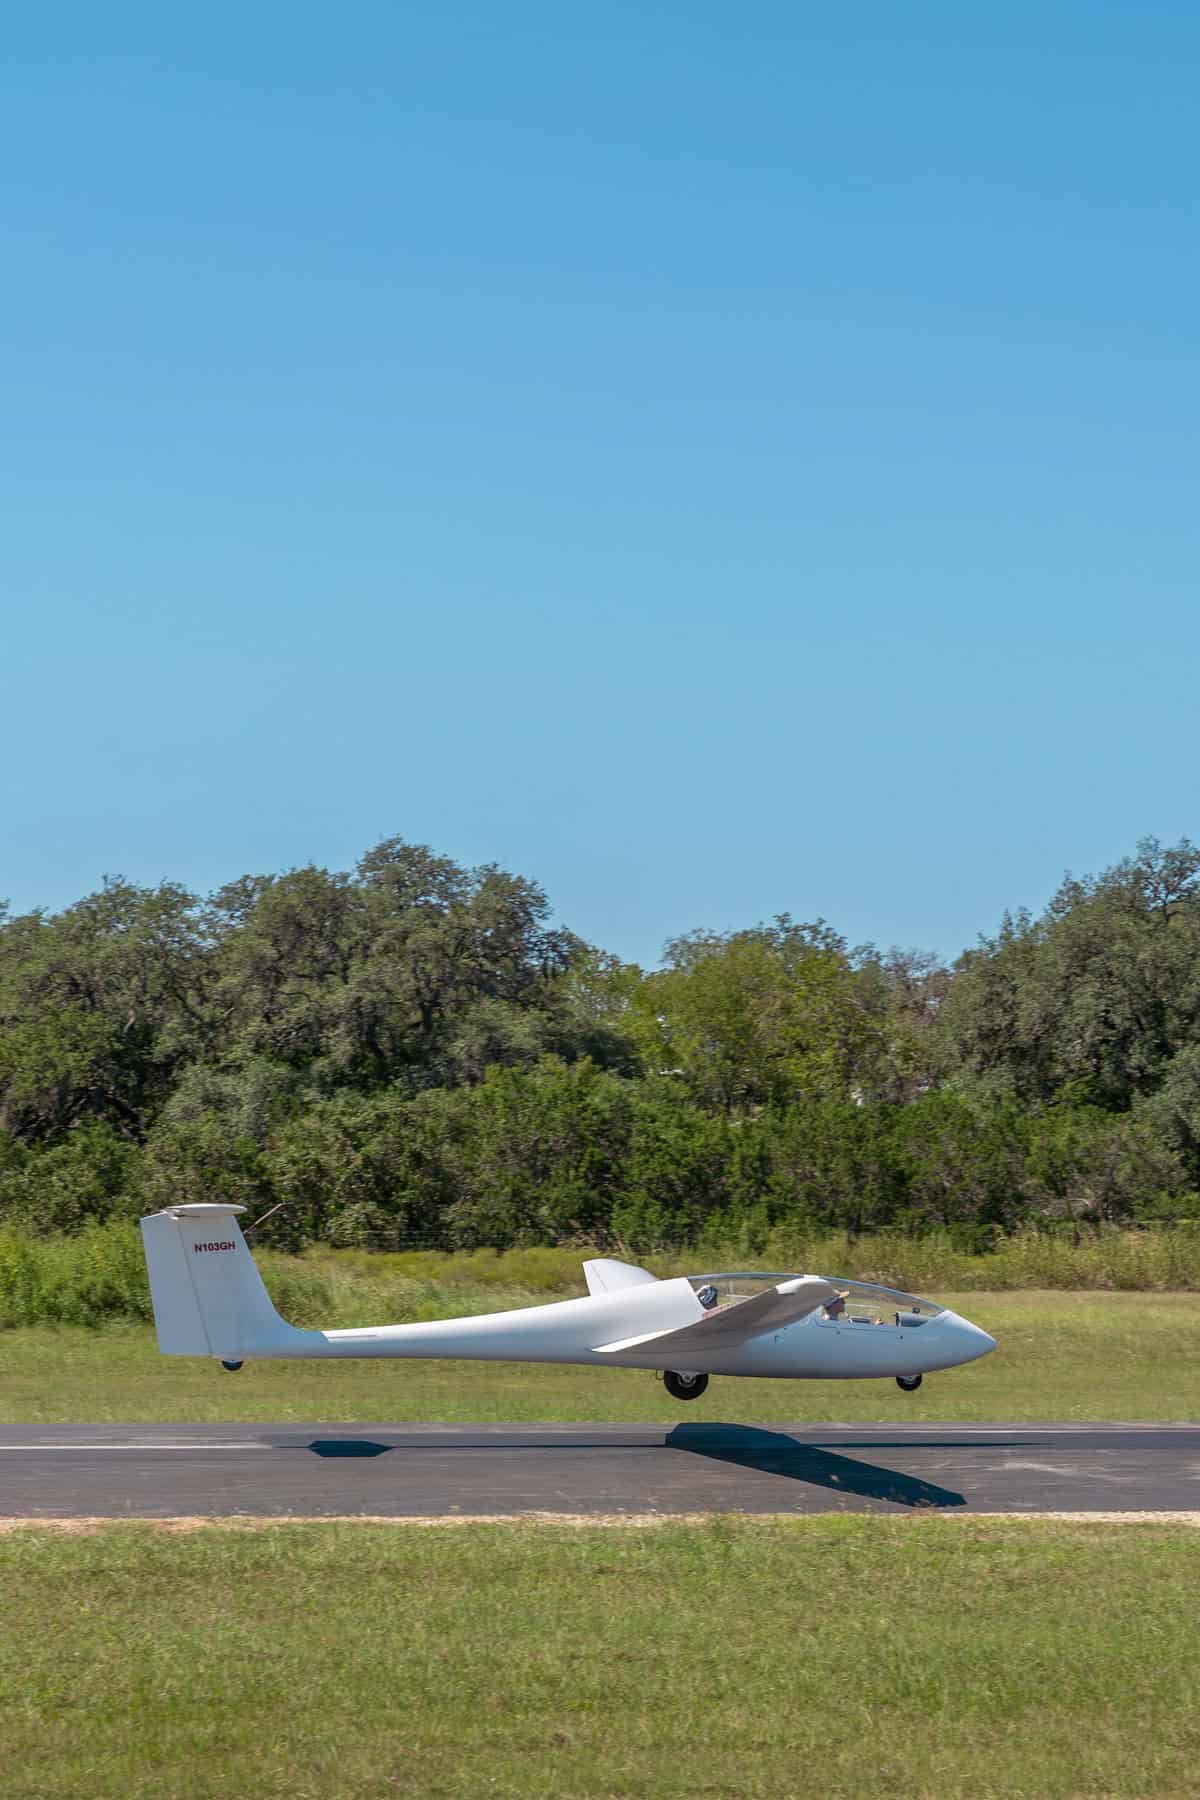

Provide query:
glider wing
left=592, top=1275, right=837, bottom=1356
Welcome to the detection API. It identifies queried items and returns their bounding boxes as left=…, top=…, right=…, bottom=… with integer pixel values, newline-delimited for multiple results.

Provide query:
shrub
left=0, top=1221, right=153, bottom=1327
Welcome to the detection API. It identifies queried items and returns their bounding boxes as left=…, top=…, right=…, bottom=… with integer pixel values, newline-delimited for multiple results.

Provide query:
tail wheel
left=896, top=1374, right=922, bottom=1392
left=221, top=1360, right=244, bottom=1372
left=663, top=1370, right=709, bottom=1401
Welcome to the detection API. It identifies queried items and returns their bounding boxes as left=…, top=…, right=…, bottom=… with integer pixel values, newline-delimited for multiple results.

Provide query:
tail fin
left=140, top=1204, right=311, bottom=1358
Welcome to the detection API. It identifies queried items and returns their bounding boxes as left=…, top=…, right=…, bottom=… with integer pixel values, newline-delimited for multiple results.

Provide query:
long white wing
left=591, top=1275, right=837, bottom=1356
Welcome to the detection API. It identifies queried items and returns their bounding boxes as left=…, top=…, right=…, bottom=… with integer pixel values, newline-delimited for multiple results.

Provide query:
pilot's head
left=697, top=1284, right=718, bottom=1310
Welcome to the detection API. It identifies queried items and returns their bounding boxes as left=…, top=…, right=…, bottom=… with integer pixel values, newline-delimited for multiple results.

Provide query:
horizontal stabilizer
left=592, top=1275, right=837, bottom=1357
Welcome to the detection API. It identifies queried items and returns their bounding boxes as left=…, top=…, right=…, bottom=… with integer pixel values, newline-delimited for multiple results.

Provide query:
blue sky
left=2, top=2, right=1197, bottom=965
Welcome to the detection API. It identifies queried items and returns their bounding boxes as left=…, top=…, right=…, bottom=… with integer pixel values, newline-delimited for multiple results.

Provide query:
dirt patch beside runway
left=3, top=1508, right=1200, bottom=1532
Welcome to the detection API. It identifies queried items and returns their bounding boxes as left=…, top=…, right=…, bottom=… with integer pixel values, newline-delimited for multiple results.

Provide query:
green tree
left=442, top=1057, right=631, bottom=1248
left=265, top=1088, right=463, bottom=1248
left=628, top=924, right=889, bottom=1113
left=0, top=880, right=213, bottom=1143
left=887, top=1091, right=1029, bottom=1237
left=1024, top=1104, right=1186, bottom=1226
left=759, top=1099, right=899, bottom=1236
left=614, top=1084, right=740, bottom=1247
left=0, top=1120, right=136, bottom=1233
left=935, top=838, right=1200, bottom=1109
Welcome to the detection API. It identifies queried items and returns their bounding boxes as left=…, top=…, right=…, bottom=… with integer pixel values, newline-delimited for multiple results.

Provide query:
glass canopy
left=686, top=1272, right=945, bottom=1325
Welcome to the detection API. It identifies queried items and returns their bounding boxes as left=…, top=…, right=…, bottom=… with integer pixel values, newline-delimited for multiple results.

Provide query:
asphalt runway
left=2, top=1422, right=1199, bottom=1518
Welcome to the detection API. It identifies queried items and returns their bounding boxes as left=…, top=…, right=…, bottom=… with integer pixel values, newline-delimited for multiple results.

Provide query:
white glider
left=140, top=1203, right=995, bottom=1400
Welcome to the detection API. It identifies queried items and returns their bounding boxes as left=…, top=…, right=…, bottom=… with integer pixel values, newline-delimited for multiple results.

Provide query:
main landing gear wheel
left=663, top=1370, right=709, bottom=1401
left=896, top=1374, right=922, bottom=1392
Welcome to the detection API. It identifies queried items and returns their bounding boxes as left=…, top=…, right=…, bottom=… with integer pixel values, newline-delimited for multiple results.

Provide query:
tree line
left=3, top=833, right=1200, bottom=1250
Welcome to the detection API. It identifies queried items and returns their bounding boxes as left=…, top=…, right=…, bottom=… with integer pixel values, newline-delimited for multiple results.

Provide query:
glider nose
left=941, top=1310, right=996, bottom=1364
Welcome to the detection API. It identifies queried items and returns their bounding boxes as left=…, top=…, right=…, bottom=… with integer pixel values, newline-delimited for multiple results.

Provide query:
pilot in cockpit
left=697, top=1285, right=719, bottom=1312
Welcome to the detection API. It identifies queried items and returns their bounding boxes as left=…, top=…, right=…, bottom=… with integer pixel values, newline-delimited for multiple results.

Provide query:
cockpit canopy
left=686, top=1272, right=945, bottom=1326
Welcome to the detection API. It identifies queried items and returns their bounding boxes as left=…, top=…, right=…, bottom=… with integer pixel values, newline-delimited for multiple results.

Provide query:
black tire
left=663, top=1370, right=709, bottom=1401
left=221, top=1360, right=244, bottom=1372
left=896, top=1373, right=922, bottom=1392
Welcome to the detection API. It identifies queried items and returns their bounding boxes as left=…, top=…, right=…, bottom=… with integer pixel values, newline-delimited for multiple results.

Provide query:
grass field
left=1, top=1291, right=1197, bottom=1423
left=2, top=1516, right=1198, bottom=1799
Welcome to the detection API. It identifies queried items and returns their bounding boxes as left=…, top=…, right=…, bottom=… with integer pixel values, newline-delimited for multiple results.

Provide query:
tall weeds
left=2, top=1222, right=1199, bottom=1331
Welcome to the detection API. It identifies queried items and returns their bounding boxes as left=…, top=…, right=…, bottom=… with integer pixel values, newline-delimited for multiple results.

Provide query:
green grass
left=2, top=1292, right=1197, bottom=1423
left=2, top=1517, right=1198, bottom=1798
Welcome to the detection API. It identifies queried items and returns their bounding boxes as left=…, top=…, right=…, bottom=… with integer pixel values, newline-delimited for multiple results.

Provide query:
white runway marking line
left=0, top=1443, right=263, bottom=1451
left=1000, top=1459, right=1135, bottom=1482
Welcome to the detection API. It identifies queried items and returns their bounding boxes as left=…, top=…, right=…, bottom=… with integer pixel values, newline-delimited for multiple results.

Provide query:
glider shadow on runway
left=665, top=1423, right=971, bottom=1509
left=281, top=1425, right=1043, bottom=1508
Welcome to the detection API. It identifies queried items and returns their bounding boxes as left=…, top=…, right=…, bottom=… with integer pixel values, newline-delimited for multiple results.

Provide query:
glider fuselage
left=271, top=1295, right=993, bottom=1380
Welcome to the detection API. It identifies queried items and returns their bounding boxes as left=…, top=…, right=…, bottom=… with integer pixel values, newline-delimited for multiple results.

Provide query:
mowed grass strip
left=1, top=1292, right=1197, bottom=1423
left=2, top=1518, right=1198, bottom=1799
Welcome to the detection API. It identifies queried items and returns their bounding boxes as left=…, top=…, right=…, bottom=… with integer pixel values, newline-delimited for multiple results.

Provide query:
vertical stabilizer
left=140, top=1204, right=312, bottom=1358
